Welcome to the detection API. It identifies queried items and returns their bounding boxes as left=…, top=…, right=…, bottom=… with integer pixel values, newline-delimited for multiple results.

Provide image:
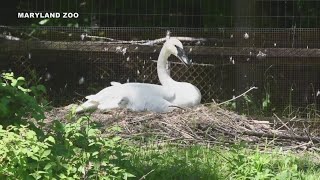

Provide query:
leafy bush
left=0, top=72, right=45, bottom=126
left=0, top=125, right=54, bottom=179
left=0, top=116, right=134, bottom=179
left=0, top=72, right=134, bottom=179
left=50, top=116, right=134, bottom=179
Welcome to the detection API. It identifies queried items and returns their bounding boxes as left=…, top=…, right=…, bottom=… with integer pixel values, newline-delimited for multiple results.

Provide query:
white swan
left=76, top=38, right=201, bottom=113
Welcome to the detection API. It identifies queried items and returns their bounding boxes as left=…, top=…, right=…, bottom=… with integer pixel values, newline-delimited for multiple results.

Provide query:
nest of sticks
left=45, top=104, right=320, bottom=151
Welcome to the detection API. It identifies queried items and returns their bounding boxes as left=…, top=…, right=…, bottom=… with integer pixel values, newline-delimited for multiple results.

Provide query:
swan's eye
left=174, top=45, right=189, bottom=65
left=175, top=45, right=184, bottom=57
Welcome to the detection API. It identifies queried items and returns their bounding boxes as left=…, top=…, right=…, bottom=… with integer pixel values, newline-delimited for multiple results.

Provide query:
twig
left=157, top=121, right=194, bottom=139
left=84, top=34, right=147, bottom=44
left=273, top=114, right=298, bottom=136
left=142, top=37, right=207, bottom=45
left=0, top=34, right=20, bottom=41
left=302, top=122, right=314, bottom=144
left=214, top=87, right=258, bottom=106
left=83, top=34, right=206, bottom=45
left=86, top=30, right=205, bottom=45
left=0, top=25, right=40, bottom=40
left=175, top=115, right=201, bottom=139
left=139, top=169, right=155, bottom=180
left=311, top=147, right=320, bottom=152
left=283, top=141, right=312, bottom=151
left=242, top=130, right=320, bottom=143
left=168, top=105, right=186, bottom=110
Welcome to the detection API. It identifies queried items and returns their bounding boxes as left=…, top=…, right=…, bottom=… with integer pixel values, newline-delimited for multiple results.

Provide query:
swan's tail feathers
left=75, top=100, right=99, bottom=113
left=110, top=81, right=122, bottom=86
left=85, top=95, right=95, bottom=99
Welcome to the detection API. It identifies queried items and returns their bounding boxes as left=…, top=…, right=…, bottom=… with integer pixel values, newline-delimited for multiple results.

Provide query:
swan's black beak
left=175, top=45, right=190, bottom=66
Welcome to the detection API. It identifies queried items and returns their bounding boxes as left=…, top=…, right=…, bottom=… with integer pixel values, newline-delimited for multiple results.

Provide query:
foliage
left=49, top=116, right=134, bottom=179
left=0, top=72, right=134, bottom=179
left=0, top=117, right=134, bottom=179
left=1, top=72, right=318, bottom=179
left=0, top=72, right=45, bottom=126
left=0, top=125, right=54, bottom=179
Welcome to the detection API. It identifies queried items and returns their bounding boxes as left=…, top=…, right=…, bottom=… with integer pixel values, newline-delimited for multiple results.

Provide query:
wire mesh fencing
left=1, top=26, right=320, bottom=117
left=3, top=0, right=319, bottom=28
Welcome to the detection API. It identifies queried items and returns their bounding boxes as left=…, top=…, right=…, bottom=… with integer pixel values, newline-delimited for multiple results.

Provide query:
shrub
left=0, top=125, right=54, bottom=179
left=0, top=72, right=45, bottom=126
left=0, top=116, right=134, bottom=179
left=0, top=72, right=134, bottom=179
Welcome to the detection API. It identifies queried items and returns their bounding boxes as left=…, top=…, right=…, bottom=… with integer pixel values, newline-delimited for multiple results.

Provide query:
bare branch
left=215, top=86, right=258, bottom=106
left=82, top=33, right=206, bottom=45
left=139, top=169, right=155, bottom=180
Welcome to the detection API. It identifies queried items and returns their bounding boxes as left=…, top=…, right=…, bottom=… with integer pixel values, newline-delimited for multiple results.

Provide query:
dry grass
left=45, top=104, right=320, bottom=151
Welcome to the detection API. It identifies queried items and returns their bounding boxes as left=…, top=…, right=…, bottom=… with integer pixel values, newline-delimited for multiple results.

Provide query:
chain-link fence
left=3, top=0, right=320, bottom=28
left=1, top=26, right=320, bottom=117
left=1, top=0, right=320, bottom=117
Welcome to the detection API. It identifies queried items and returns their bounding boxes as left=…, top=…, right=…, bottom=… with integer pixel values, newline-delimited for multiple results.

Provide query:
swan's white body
left=76, top=38, right=201, bottom=113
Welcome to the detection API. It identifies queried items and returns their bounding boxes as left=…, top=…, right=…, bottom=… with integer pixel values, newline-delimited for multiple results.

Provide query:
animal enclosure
left=1, top=0, right=320, bottom=117
left=1, top=26, right=320, bottom=117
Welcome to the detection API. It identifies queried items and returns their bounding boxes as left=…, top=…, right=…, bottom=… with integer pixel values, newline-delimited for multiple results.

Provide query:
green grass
left=122, top=143, right=320, bottom=180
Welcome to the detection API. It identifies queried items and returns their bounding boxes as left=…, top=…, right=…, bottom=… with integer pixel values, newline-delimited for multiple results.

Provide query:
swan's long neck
left=157, top=47, right=176, bottom=86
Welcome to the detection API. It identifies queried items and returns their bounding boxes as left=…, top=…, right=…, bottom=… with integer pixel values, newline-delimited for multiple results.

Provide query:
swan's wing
left=97, top=96, right=125, bottom=110
left=143, top=96, right=174, bottom=113
left=79, top=82, right=176, bottom=113
left=161, top=86, right=176, bottom=101
left=96, top=83, right=176, bottom=112
left=125, top=83, right=175, bottom=102
left=92, top=83, right=175, bottom=102
left=83, top=85, right=126, bottom=108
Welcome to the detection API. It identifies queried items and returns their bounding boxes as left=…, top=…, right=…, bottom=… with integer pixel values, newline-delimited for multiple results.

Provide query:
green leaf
left=44, top=163, right=53, bottom=170
left=42, top=150, right=51, bottom=158
left=36, top=85, right=47, bottom=93
left=78, top=166, right=85, bottom=174
left=88, top=129, right=97, bottom=137
left=30, top=172, right=42, bottom=180
left=26, top=130, right=37, bottom=140
left=30, top=154, right=39, bottom=161
left=10, top=79, right=17, bottom=87
left=58, top=174, right=67, bottom=179
left=45, top=136, right=55, bottom=144
left=39, top=19, right=50, bottom=25
left=112, top=136, right=121, bottom=142
left=33, top=146, right=40, bottom=153
left=123, top=172, right=136, bottom=179
left=92, top=151, right=99, bottom=156
left=110, top=126, right=122, bottom=132
left=18, top=86, right=31, bottom=93
left=16, top=77, right=25, bottom=81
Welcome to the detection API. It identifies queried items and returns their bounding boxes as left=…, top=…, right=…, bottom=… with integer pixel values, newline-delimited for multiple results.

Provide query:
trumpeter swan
left=76, top=37, right=201, bottom=113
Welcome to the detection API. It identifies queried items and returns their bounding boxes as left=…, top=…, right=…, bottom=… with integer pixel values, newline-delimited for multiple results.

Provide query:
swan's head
left=165, top=38, right=190, bottom=65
